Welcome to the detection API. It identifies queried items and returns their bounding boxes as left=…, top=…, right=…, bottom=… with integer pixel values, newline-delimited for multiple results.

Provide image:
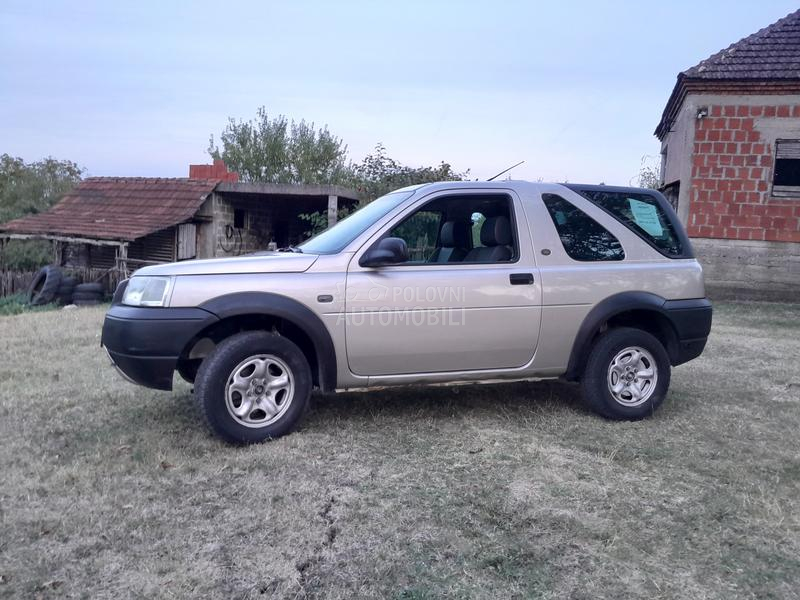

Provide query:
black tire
left=73, top=298, right=101, bottom=306
left=26, top=266, right=62, bottom=306
left=72, top=296, right=101, bottom=304
left=195, top=331, right=312, bottom=444
left=581, top=327, right=671, bottom=420
left=56, top=293, right=74, bottom=305
left=75, top=282, right=103, bottom=294
left=72, top=291, right=102, bottom=300
left=59, top=276, right=76, bottom=289
left=57, top=280, right=76, bottom=304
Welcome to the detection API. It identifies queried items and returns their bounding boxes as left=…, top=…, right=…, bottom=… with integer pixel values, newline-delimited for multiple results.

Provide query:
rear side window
left=542, top=194, right=624, bottom=261
left=575, top=190, right=682, bottom=256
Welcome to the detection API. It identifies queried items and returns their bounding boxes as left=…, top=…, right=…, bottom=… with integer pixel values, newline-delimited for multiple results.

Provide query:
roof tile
left=684, top=9, right=800, bottom=79
left=0, top=177, right=219, bottom=242
left=656, top=9, right=800, bottom=139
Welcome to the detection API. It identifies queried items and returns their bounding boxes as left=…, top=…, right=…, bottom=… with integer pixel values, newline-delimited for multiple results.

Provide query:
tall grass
left=0, top=292, right=58, bottom=316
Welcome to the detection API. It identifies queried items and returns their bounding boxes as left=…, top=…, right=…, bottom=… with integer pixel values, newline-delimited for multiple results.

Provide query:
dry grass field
left=0, top=302, right=799, bottom=599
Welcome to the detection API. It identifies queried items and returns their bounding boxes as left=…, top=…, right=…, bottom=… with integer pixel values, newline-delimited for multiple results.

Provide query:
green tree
left=208, top=107, right=350, bottom=184
left=299, top=144, right=470, bottom=236
left=351, top=143, right=470, bottom=201
left=0, top=154, right=83, bottom=270
left=209, top=108, right=470, bottom=238
left=0, top=154, right=83, bottom=222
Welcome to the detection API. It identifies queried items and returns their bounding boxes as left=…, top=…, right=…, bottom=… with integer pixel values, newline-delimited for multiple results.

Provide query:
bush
left=1, top=239, right=52, bottom=271
left=0, top=293, right=58, bottom=316
left=0, top=154, right=83, bottom=271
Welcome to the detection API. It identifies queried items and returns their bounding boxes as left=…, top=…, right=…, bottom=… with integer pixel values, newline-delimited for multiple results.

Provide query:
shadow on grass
left=304, top=379, right=586, bottom=427
left=49, top=379, right=586, bottom=465
left=167, top=379, right=587, bottom=438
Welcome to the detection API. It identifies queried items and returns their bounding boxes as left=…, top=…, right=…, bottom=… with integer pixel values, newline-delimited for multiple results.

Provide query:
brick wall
left=189, top=159, right=239, bottom=182
left=690, top=104, right=800, bottom=243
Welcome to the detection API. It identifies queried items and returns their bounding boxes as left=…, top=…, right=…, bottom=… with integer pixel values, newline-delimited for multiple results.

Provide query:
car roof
left=563, top=183, right=660, bottom=195
left=407, top=180, right=657, bottom=196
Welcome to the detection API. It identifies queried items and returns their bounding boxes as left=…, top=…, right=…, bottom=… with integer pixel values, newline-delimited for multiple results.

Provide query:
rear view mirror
left=359, top=237, right=409, bottom=268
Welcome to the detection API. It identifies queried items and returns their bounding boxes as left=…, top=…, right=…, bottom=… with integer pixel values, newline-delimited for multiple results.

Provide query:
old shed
left=0, top=162, right=359, bottom=290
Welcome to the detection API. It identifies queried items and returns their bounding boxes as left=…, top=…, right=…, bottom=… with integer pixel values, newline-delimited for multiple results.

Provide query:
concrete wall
left=212, top=195, right=276, bottom=257
left=195, top=196, right=216, bottom=259
left=660, top=97, right=695, bottom=225
left=205, top=193, right=332, bottom=258
left=694, top=237, right=800, bottom=302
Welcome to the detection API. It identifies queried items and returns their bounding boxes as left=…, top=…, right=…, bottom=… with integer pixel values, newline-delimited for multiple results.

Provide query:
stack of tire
left=25, top=266, right=106, bottom=307
left=26, top=265, right=62, bottom=306
left=72, top=282, right=104, bottom=306
left=56, top=276, right=76, bottom=305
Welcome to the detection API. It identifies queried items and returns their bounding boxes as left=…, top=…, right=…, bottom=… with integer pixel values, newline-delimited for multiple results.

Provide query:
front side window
left=384, top=194, right=517, bottom=264
left=389, top=209, right=442, bottom=262
left=573, top=189, right=682, bottom=257
left=542, top=194, right=624, bottom=261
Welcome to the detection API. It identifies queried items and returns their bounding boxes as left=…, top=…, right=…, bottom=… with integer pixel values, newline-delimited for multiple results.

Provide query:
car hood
left=133, top=252, right=319, bottom=276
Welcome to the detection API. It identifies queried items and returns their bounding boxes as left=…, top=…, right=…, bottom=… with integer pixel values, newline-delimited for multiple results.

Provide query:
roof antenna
left=487, top=160, right=525, bottom=181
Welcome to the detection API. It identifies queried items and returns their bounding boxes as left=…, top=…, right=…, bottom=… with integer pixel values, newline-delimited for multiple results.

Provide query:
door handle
left=509, top=273, right=534, bottom=285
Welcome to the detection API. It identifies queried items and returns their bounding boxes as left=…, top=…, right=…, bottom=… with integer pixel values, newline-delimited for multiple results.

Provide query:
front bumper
left=663, top=298, right=713, bottom=365
left=101, top=304, right=219, bottom=390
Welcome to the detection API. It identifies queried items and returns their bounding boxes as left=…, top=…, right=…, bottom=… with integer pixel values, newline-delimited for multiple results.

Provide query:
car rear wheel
left=581, top=327, right=671, bottom=420
left=194, top=331, right=312, bottom=444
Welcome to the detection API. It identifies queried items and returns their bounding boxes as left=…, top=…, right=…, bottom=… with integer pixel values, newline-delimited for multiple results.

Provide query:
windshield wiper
left=278, top=246, right=303, bottom=253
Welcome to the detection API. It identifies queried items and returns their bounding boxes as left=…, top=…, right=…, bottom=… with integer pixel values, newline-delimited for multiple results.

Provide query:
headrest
left=440, top=221, right=471, bottom=248
left=480, top=216, right=512, bottom=247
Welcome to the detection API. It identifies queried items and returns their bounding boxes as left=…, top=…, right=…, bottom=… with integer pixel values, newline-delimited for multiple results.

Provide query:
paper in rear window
left=628, top=198, right=664, bottom=237
left=572, top=189, right=683, bottom=257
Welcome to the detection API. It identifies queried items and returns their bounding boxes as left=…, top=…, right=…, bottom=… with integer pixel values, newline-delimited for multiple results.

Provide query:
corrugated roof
left=0, top=177, right=219, bottom=242
left=656, top=9, right=800, bottom=138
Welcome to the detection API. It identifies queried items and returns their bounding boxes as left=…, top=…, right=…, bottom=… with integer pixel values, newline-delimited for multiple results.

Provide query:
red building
left=656, top=9, right=800, bottom=300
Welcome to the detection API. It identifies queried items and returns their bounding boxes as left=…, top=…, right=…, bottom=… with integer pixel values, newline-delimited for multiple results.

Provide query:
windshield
left=298, top=190, right=415, bottom=254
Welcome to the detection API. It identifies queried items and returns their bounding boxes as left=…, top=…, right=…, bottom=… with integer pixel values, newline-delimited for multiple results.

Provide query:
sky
left=2, top=0, right=799, bottom=185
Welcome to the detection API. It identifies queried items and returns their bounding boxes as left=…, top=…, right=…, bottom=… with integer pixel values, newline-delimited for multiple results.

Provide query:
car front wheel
left=581, top=327, right=671, bottom=420
left=194, top=331, right=312, bottom=443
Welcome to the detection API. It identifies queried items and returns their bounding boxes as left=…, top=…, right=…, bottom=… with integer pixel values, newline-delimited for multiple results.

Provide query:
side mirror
left=359, top=237, right=409, bottom=268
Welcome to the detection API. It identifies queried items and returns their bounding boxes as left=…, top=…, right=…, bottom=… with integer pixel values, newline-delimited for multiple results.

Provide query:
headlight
left=122, top=276, right=173, bottom=307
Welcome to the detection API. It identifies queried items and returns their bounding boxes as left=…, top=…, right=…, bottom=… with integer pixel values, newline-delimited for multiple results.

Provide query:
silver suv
left=102, top=181, right=712, bottom=444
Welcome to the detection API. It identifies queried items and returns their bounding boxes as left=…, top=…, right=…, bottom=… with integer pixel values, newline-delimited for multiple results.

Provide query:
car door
left=344, top=189, right=542, bottom=376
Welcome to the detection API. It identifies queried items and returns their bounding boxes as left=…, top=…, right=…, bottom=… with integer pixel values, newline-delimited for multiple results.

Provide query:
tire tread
left=581, top=327, right=671, bottom=420
left=194, top=331, right=312, bottom=444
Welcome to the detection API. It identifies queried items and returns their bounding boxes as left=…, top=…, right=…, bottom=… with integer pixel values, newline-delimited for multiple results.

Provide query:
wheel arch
left=178, top=292, right=337, bottom=392
left=564, top=291, right=680, bottom=382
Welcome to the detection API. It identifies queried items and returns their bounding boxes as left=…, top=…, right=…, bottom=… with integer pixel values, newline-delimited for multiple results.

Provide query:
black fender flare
left=564, top=291, right=678, bottom=381
left=199, top=292, right=337, bottom=392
